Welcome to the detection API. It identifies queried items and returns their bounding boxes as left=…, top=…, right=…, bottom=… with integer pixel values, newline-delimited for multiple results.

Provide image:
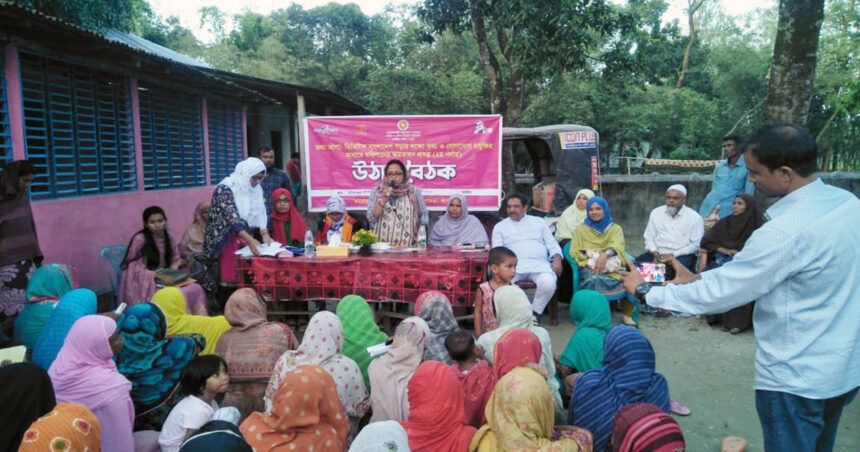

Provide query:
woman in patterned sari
left=114, top=302, right=203, bottom=431
left=366, top=159, right=428, bottom=247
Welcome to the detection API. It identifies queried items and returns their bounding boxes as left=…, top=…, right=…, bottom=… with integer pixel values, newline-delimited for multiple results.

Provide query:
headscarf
left=569, top=326, right=671, bottom=451
left=336, top=295, right=388, bottom=388
left=19, top=403, right=101, bottom=452
left=240, top=365, right=347, bottom=451
left=48, top=315, right=132, bottom=410
left=368, top=316, right=430, bottom=422
left=180, top=420, right=252, bottom=452
left=264, top=311, right=366, bottom=420
left=0, top=362, right=56, bottom=451
left=25, top=263, right=77, bottom=301
left=151, top=287, right=232, bottom=355
left=216, top=288, right=297, bottom=380
left=612, top=403, right=685, bottom=452
left=31, top=288, right=98, bottom=370
left=416, top=291, right=459, bottom=364
left=349, top=421, right=410, bottom=452
left=114, top=302, right=199, bottom=411
left=0, top=159, right=34, bottom=198
left=16, top=263, right=78, bottom=350
left=400, top=361, right=477, bottom=451
left=219, top=157, right=267, bottom=229
left=323, top=195, right=349, bottom=243
left=428, top=194, right=489, bottom=246
left=700, top=193, right=764, bottom=253
left=584, top=196, right=613, bottom=233
left=555, top=188, right=596, bottom=240
left=180, top=201, right=210, bottom=255
left=270, top=188, right=307, bottom=244
left=492, top=328, right=542, bottom=381
left=372, top=165, right=423, bottom=237
left=471, top=367, right=583, bottom=452
left=560, top=290, right=611, bottom=373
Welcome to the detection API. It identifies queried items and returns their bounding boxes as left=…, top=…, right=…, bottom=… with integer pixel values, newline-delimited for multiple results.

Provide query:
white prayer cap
left=667, top=184, right=687, bottom=196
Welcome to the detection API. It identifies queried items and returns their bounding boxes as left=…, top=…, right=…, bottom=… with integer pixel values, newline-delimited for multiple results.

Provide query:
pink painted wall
left=30, top=186, right=215, bottom=292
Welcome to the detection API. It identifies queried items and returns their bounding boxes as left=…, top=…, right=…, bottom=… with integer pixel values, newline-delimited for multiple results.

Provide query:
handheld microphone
left=388, top=180, right=396, bottom=206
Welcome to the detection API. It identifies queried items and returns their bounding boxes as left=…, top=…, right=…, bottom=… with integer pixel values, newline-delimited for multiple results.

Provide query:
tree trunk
left=763, top=0, right=825, bottom=125
left=676, top=0, right=704, bottom=89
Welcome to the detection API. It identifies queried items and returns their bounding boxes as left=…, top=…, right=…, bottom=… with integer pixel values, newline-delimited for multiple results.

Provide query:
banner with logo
left=303, top=115, right=502, bottom=212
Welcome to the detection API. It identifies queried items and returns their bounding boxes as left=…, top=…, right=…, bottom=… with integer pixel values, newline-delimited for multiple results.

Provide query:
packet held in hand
left=366, top=342, right=390, bottom=357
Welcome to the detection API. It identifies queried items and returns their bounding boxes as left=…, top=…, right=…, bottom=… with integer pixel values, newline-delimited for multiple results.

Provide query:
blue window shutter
left=18, top=51, right=136, bottom=200
left=207, top=100, right=244, bottom=184
left=138, top=84, right=205, bottom=190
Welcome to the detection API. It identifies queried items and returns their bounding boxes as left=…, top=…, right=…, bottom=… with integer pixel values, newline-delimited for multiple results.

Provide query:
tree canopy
left=13, top=0, right=860, bottom=171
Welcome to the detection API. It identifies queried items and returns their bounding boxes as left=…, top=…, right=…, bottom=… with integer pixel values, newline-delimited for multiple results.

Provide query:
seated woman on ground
left=151, top=287, right=231, bottom=355
left=269, top=188, right=306, bottom=247
left=114, top=302, right=203, bottom=431
left=48, top=315, right=134, bottom=452
left=428, top=194, right=488, bottom=246
left=699, top=193, right=763, bottom=334
left=215, top=288, right=298, bottom=421
left=15, top=263, right=76, bottom=352
left=316, top=195, right=360, bottom=245
left=119, top=206, right=209, bottom=315
left=567, top=325, right=670, bottom=451
left=570, top=196, right=637, bottom=326
left=557, top=290, right=611, bottom=398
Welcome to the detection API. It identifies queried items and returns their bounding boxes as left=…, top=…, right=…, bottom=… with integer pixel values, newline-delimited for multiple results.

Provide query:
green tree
left=12, top=0, right=147, bottom=32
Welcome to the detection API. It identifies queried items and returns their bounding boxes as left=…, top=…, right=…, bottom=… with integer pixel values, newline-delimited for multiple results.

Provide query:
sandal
left=670, top=399, right=691, bottom=416
left=622, top=315, right=638, bottom=327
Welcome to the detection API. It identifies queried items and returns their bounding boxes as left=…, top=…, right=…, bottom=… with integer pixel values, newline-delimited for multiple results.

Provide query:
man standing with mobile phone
left=621, top=124, right=860, bottom=451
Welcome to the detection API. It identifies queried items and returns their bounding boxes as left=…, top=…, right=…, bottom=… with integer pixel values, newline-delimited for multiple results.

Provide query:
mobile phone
left=636, top=263, right=666, bottom=283
left=114, top=302, right=127, bottom=315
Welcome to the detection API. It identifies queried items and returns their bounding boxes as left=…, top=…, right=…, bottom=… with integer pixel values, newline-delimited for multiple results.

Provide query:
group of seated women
left=2, top=262, right=686, bottom=451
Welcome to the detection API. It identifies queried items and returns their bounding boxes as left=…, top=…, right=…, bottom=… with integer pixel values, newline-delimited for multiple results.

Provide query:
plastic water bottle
left=304, top=229, right=315, bottom=257
left=417, top=225, right=427, bottom=251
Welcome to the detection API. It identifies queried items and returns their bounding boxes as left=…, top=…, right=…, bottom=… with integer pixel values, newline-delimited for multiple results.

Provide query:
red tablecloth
left=236, top=250, right=488, bottom=307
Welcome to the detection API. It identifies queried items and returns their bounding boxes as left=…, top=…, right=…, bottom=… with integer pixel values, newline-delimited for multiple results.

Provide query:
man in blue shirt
left=257, top=146, right=292, bottom=215
left=699, top=135, right=755, bottom=222
left=621, top=124, right=860, bottom=451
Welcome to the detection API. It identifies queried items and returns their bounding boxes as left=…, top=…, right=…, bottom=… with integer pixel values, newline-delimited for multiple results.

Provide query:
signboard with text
left=303, top=115, right=502, bottom=212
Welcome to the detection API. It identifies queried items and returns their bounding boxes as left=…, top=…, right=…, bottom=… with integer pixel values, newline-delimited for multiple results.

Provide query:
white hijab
left=219, top=157, right=267, bottom=229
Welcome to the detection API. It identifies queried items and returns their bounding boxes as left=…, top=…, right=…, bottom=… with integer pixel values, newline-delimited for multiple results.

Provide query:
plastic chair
left=100, top=245, right=128, bottom=295
left=562, top=242, right=639, bottom=323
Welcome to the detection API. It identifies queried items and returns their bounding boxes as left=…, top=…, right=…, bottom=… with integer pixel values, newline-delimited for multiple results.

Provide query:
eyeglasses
left=386, top=172, right=404, bottom=176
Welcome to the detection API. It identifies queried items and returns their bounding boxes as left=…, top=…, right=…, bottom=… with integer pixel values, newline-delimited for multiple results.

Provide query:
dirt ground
left=544, top=307, right=860, bottom=451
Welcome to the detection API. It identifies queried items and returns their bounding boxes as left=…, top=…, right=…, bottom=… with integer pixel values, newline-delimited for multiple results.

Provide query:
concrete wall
left=31, top=186, right=214, bottom=292
left=596, top=172, right=860, bottom=253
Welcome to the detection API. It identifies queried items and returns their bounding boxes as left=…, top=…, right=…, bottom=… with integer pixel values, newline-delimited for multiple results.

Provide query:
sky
left=148, top=0, right=776, bottom=44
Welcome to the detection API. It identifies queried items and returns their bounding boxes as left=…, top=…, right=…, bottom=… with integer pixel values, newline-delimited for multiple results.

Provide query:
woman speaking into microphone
left=366, top=159, right=428, bottom=246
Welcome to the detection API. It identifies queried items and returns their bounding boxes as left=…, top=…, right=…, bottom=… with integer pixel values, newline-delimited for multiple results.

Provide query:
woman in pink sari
left=118, top=206, right=209, bottom=314
left=48, top=315, right=134, bottom=452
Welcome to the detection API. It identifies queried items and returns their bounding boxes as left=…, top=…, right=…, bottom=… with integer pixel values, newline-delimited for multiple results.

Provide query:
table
left=236, top=250, right=488, bottom=307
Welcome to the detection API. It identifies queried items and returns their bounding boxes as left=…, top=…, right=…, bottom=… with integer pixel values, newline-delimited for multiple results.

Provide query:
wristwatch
left=634, top=282, right=652, bottom=302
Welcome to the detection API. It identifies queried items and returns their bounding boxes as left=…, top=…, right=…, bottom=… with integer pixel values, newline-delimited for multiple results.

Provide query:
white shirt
left=158, top=395, right=218, bottom=452
left=492, top=215, right=562, bottom=274
left=643, top=205, right=704, bottom=256
left=647, top=179, right=860, bottom=399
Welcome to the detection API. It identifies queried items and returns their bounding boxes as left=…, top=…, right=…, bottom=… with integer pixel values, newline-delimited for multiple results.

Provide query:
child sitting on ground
left=158, top=355, right=232, bottom=452
left=446, top=329, right=495, bottom=428
left=473, top=247, right=517, bottom=336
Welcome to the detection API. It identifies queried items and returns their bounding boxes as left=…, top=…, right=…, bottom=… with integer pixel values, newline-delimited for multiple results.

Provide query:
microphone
left=388, top=181, right=396, bottom=207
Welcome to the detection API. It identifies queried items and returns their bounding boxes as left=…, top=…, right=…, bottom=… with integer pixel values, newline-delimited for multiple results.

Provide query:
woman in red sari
left=269, top=188, right=306, bottom=247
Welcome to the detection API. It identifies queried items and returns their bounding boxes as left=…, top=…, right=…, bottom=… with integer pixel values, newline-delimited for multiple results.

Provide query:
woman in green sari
left=14, top=263, right=76, bottom=351
left=569, top=197, right=637, bottom=326
left=336, top=295, right=388, bottom=388
left=557, top=290, right=610, bottom=396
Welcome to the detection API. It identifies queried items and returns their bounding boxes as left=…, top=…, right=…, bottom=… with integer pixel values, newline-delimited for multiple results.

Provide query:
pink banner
left=303, top=115, right=502, bottom=211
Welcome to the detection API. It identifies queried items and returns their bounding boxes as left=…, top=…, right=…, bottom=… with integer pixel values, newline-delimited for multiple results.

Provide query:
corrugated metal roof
left=103, top=29, right=210, bottom=68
